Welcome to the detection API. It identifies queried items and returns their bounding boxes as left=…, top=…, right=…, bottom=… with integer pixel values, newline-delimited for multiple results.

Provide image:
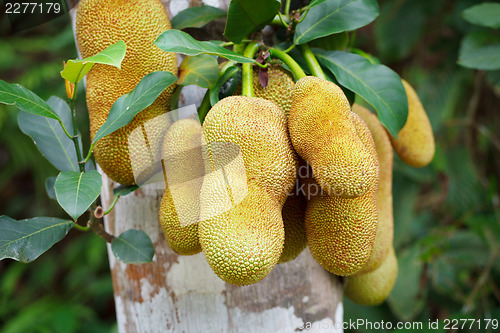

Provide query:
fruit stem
left=284, top=0, right=291, bottom=16
left=268, top=48, right=306, bottom=81
left=198, top=90, right=211, bottom=124
left=271, top=13, right=289, bottom=28
left=300, top=44, right=326, bottom=80
left=233, top=43, right=246, bottom=55
left=241, top=41, right=260, bottom=98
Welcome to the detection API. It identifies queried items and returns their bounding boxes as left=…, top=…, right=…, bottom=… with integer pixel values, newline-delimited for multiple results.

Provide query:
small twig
left=91, top=221, right=115, bottom=243
left=462, top=245, right=499, bottom=312
left=489, top=279, right=500, bottom=304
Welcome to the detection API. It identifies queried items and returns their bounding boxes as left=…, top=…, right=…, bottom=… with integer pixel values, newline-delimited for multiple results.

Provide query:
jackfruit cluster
left=74, top=0, right=438, bottom=305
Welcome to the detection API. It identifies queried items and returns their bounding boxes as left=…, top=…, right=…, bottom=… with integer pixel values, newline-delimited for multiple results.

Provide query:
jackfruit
left=352, top=104, right=394, bottom=274
left=390, top=80, right=435, bottom=168
left=237, top=64, right=304, bottom=264
left=76, top=0, right=177, bottom=185
left=344, top=247, right=398, bottom=306
left=234, top=63, right=295, bottom=116
left=159, top=118, right=203, bottom=255
left=278, top=189, right=307, bottom=264
left=198, top=96, right=297, bottom=285
left=305, top=112, right=379, bottom=276
left=288, top=76, right=378, bottom=198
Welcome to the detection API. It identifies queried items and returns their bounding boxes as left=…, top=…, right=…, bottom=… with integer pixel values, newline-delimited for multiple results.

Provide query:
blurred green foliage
left=0, top=13, right=114, bottom=332
left=345, top=0, right=500, bottom=331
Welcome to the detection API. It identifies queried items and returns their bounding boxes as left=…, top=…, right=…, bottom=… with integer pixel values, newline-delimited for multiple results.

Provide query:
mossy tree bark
left=72, top=1, right=343, bottom=331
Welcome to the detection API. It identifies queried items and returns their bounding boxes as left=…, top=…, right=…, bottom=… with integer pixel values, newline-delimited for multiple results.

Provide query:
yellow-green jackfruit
left=159, top=118, right=204, bottom=255
left=235, top=64, right=295, bottom=116
left=390, top=80, right=435, bottom=168
left=305, top=112, right=379, bottom=276
left=344, top=247, right=398, bottom=306
left=352, top=104, right=394, bottom=274
left=198, top=96, right=297, bottom=285
left=288, top=76, right=378, bottom=198
left=237, top=65, right=305, bottom=264
left=76, top=0, right=177, bottom=185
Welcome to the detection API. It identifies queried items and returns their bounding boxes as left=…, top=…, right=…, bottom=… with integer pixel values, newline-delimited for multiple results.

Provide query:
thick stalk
left=268, top=48, right=306, bottom=81
left=300, top=44, right=326, bottom=80
left=284, top=0, right=291, bottom=16
left=241, top=42, right=260, bottom=98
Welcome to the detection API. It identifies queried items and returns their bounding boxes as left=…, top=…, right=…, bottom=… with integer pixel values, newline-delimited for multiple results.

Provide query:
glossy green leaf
left=316, top=50, right=408, bottom=136
left=54, top=171, right=102, bottom=221
left=308, top=32, right=349, bottom=51
left=111, top=229, right=154, bottom=264
left=387, top=245, right=426, bottom=321
left=45, top=176, right=57, bottom=200
left=462, top=3, right=500, bottom=29
left=60, top=41, right=126, bottom=84
left=294, top=0, right=379, bottom=45
left=0, top=216, right=73, bottom=263
left=210, top=65, right=241, bottom=106
left=308, top=0, right=329, bottom=8
left=18, top=96, right=80, bottom=172
left=155, top=29, right=255, bottom=63
left=113, top=184, right=140, bottom=197
left=458, top=32, right=500, bottom=71
left=224, top=0, right=281, bottom=44
left=92, top=71, right=177, bottom=144
left=0, top=80, right=60, bottom=120
left=178, top=55, right=219, bottom=88
left=171, top=5, right=226, bottom=29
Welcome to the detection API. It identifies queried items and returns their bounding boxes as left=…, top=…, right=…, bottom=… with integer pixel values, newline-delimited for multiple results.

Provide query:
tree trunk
left=72, top=1, right=343, bottom=331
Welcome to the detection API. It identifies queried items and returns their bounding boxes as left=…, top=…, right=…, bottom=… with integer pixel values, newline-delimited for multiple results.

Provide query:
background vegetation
left=1, top=0, right=499, bottom=332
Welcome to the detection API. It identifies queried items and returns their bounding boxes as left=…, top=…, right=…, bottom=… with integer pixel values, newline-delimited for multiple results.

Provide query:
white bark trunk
left=101, top=179, right=343, bottom=333
left=73, top=1, right=343, bottom=331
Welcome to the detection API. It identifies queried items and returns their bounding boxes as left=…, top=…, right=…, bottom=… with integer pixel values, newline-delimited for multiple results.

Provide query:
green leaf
left=45, top=176, right=57, bottom=200
left=387, top=245, right=426, bottom=321
left=316, top=50, right=408, bottom=136
left=294, top=0, right=379, bottom=45
left=171, top=5, right=226, bottom=29
left=224, top=0, right=281, bottom=44
left=54, top=171, right=103, bottom=221
left=113, top=184, right=139, bottom=197
left=178, top=55, right=219, bottom=89
left=458, top=31, right=500, bottom=71
left=60, top=40, right=126, bottom=84
left=111, top=229, right=154, bottom=264
left=155, top=29, right=255, bottom=63
left=92, top=71, right=177, bottom=144
left=308, top=0, right=329, bottom=8
left=0, top=216, right=73, bottom=263
left=308, top=32, right=349, bottom=51
left=210, top=65, right=241, bottom=106
left=0, top=80, right=61, bottom=120
left=462, top=3, right=500, bottom=29
left=18, top=96, right=80, bottom=172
